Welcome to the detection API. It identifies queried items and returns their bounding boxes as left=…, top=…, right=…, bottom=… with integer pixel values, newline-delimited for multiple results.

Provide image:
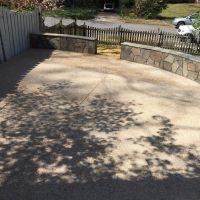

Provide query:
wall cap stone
left=121, top=42, right=200, bottom=63
left=31, top=32, right=97, bottom=41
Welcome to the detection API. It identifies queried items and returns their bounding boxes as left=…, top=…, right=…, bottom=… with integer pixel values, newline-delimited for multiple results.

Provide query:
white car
left=104, top=1, right=115, bottom=11
left=172, top=13, right=197, bottom=28
left=178, top=25, right=195, bottom=36
left=178, top=25, right=200, bottom=42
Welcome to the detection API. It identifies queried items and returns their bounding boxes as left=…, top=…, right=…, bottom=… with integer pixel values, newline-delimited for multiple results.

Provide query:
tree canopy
left=0, top=0, right=64, bottom=10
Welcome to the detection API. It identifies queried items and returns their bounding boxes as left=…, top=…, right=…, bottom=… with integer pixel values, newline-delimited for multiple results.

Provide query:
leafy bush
left=135, top=0, right=168, bottom=19
left=193, top=12, right=200, bottom=29
left=44, top=7, right=98, bottom=19
left=121, top=0, right=134, bottom=8
left=0, top=0, right=64, bottom=11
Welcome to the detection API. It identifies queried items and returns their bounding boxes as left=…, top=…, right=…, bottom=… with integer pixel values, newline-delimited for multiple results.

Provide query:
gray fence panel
left=0, top=7, right=41, bottom=63
left=0, top=9, right=4, bottom=63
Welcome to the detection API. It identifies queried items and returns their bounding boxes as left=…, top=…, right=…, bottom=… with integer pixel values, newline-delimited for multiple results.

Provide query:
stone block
left=187, top=62, right=196, bottom=72
left=163, top=61, right=172, bottom=71
left=142, top=50, right=151, bottom=60
left=88, top=42, right=97, bottom=54
left=196, top=73, right=200, bottom=83
left=127, top=53, right=135, bottom=62
left=172, top=61, right=179, bottom=73
left=134, top=55, right=145, bottom=64
left=131, top=47, right=141, bottom=56
left=161, top=53, right=168, bottom=60
left=177, top=59, right=183, bottom=67
left=155, top=62, right=161, bottom=68
left=48, top=37, right=60, bottom=49
left=183, top=60, right=188, bottom=77
left=187, top=71, right=198, bottom=80
left=165, top=55, right=174, bottom=63
left=196, top=63, right=200, bottom=72
left=176, top=67, right=183, bottom=76
left=121, top=46, right=131, bottom=60
left=150, top=51, right=162, bottom=62
left=147, top=57, right=154, bottom=66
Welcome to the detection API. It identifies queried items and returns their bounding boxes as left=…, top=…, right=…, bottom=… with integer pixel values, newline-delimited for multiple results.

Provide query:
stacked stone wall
left=30, top=33, right=97, bottom=54
left=121, top=42, right=200, bottom=83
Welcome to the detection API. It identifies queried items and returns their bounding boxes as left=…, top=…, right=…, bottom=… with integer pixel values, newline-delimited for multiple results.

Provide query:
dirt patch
left=97, top=45, right=121, bottom=58
left=95, top=12, right=123, bottom=23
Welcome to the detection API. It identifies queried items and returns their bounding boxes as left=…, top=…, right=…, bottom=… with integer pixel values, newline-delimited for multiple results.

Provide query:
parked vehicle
left=172, top=13, right=197, bottom=28
left=104, top=0, right=115, bottom=11
left=177, top=25, right=200, bottom=42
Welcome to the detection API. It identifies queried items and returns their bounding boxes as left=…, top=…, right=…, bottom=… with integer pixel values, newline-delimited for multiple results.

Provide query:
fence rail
left=0, top=7, right=41, bottom=63
left=44, top=20, right=200, bottom=55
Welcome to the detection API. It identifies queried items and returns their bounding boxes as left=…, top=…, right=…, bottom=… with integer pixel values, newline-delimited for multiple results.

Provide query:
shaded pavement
left=0, top=49, right=200, bottom=199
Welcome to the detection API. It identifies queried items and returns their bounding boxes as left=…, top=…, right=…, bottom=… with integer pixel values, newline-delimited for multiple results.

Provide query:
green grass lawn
left=160, top=3, right=200, bottom=19
left=120, top=3, right=200, bottom=26
left=44, top=7, right=99, bottom=20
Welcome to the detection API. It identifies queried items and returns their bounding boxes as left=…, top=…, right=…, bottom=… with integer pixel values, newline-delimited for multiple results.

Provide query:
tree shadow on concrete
left=0, top=81, right=200, bottom=200
left=0, top=49, right=53, bottom=100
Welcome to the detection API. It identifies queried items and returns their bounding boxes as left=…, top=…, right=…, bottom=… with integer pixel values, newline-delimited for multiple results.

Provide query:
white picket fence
left=0, top=7, right=41, bottom=63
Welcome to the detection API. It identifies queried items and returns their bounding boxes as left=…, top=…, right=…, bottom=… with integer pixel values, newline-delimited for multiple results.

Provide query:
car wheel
left=177, top=21, right=185, bottom=28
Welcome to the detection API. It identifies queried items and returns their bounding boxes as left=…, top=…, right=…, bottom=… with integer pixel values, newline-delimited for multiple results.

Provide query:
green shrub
left=121, top=0, right=134, bottom=8
left=193, top=12, right=200, bottom=29
left=44, top=7, right=98, bottom=19
left=135, top=0, right=168, bottom=19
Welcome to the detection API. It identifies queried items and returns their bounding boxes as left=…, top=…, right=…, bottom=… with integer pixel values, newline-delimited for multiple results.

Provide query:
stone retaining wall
left=30, top=33, right=97, bottom=54
left=121, top=42, right=200, bottom=83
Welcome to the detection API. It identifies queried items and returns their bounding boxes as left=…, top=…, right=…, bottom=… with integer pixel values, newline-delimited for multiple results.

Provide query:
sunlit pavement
left=0, top=49, right=200, bottom=200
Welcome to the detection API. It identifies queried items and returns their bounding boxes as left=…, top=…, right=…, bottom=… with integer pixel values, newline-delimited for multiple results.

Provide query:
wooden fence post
left=59, top=18, right=63, bottom=34
left=158, top=31, right=164, bottom=47
left=38, top=7, right=43, bottom=32
left=74, top=17, right=77, bottom=35
left=83, top=22, right=86, bottom=36
left=118, top=25, right=122, bottom=45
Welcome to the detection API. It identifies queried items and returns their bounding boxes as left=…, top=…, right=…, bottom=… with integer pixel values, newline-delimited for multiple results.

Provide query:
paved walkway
left=0, top=49, right=200, bottom=199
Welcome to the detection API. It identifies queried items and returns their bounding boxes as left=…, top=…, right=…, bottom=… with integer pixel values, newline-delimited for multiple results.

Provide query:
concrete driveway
left=0, top=49, right=200, bottom=199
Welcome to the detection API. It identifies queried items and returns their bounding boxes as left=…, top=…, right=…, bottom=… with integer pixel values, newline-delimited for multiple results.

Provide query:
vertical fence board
left=0, top=7, right=40, bottom=63
left=0, top=8, right=5, bottom=62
